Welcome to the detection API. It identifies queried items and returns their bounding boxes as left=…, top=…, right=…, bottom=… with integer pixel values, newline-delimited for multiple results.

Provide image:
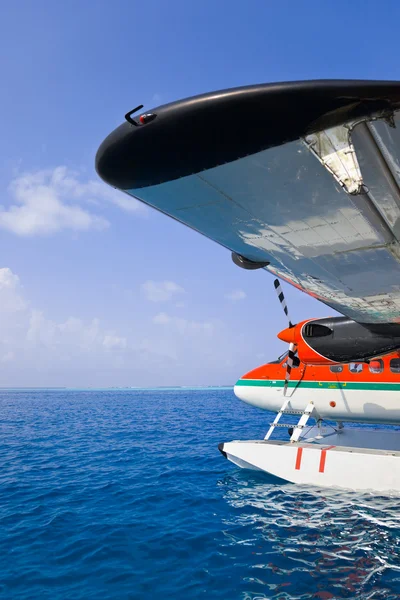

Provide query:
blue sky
left=1, top=0, right=399, bottom=386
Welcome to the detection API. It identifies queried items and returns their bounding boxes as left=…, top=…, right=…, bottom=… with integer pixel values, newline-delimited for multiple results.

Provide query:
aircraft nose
left=277, top=326, right=296, bottom=344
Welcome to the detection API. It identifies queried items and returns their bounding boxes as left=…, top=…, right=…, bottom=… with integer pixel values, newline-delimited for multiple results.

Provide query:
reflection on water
left=218, top=471, right=400, bottom=599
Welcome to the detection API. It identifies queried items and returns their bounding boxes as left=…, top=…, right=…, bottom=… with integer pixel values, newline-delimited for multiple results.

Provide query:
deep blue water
left=0, top=388, right=399, bottom=600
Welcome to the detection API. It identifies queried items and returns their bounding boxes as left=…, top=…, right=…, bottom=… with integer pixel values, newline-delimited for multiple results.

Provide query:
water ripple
left=0, top=389, right=399, bottom=599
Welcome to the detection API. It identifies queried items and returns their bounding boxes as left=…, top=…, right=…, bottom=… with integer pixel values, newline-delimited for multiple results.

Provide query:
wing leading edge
left=96, top=80, right=400, bottom=324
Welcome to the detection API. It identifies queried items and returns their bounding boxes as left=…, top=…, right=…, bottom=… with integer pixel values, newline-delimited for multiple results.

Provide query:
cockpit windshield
left=269, top=350, right=289, bottom=365
left=269, top=350, right=300, bottom=367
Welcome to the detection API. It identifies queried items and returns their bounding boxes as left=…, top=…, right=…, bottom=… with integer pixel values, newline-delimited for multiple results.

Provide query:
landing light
left=139, top=113, right=157, bottom=124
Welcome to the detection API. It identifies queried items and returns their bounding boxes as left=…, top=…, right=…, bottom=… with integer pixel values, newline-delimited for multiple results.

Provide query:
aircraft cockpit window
left=349, top=362, right=363, bottom=374
left=390, top=358, right=400, bottom=373
left=330, top=365, right=343, bottom=373
left=270, top=350, right=300, bottom=368
left=303, top=324, right=332, bottom=338
left=369, top=359, right=384, bottom=374
left=269, top=351, right=289, bottom=365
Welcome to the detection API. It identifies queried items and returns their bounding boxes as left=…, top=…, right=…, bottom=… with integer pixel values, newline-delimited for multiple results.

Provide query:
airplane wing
left=96, top=80, right=400, bottom=324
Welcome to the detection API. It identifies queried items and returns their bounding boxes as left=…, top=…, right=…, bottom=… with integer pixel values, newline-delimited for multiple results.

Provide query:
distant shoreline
left=0, top=386, right=233, bottom=391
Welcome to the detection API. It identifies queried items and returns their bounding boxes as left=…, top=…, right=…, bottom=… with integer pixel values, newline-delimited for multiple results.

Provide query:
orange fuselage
left=242, top=350, right=400, bottom=384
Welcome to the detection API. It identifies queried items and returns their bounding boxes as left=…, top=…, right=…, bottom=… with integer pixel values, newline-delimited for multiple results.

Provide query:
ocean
left=0, top=388, right=399, bottom=599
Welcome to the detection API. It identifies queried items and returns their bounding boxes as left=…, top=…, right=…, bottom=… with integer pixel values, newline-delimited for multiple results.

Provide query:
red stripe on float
left=295, top=447, right=303, bottom=470
left=319, top=446, right=336, bottom=473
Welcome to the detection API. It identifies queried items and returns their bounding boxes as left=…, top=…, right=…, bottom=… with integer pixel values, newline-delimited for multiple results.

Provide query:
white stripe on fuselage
left=234, top=384, right=400, bottom=425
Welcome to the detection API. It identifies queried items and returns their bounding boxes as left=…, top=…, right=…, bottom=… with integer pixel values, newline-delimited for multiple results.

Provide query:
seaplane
left=96, top=80, right=400, bottom=492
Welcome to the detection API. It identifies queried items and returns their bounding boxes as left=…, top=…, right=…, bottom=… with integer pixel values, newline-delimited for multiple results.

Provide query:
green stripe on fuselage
left=235, top=379, right=400, bottom=391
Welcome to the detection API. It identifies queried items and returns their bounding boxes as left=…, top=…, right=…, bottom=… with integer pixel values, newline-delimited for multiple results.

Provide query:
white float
left=219, top=411, right=400, bottom=492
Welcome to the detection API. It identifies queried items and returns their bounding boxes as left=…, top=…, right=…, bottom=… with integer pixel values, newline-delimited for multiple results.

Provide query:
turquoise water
left=0, top=388, right=399, bottom=599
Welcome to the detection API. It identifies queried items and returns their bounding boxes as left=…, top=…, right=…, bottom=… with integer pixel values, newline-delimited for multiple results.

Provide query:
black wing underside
left=96, top=80, right=400, bottom=324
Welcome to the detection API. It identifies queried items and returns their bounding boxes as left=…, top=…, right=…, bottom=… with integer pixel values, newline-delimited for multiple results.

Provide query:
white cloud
left=225, top=289, right=247, bottom=302
left=25, top=311, right=128, bottom=356
left=0, top=267, right=183, bottom=385
left=141, top=280, right=185, bottom=303
left=152, top=312, right=214, bottom=335
left=0, top=267, right=26, bottom=312
left=0, top=268, right=20, bottom=290
left=0, top=166, right=146, bottom=236
left=70, top=176, right=146, bottom=214
left=0, top=266, right=247, bottom=387
left=1, top=351, right=15, bottom=363
left=1, top=168, right=108, bottom=236
left=109, top=193, right=146, bottom=214
left=152, top=312, right=171, bottom=325
left=103, top=334, right=127, bottom=350
left=26, top=310, right=57, bottom=346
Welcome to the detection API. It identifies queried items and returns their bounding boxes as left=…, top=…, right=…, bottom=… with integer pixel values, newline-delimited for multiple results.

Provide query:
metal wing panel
left=96, top=81, right=400, bottom=324
left=128, top=136, right=400, bottom=322
left=369, top=116, right=400, bottom=190
left=352, top=120, right=400, bottom=235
